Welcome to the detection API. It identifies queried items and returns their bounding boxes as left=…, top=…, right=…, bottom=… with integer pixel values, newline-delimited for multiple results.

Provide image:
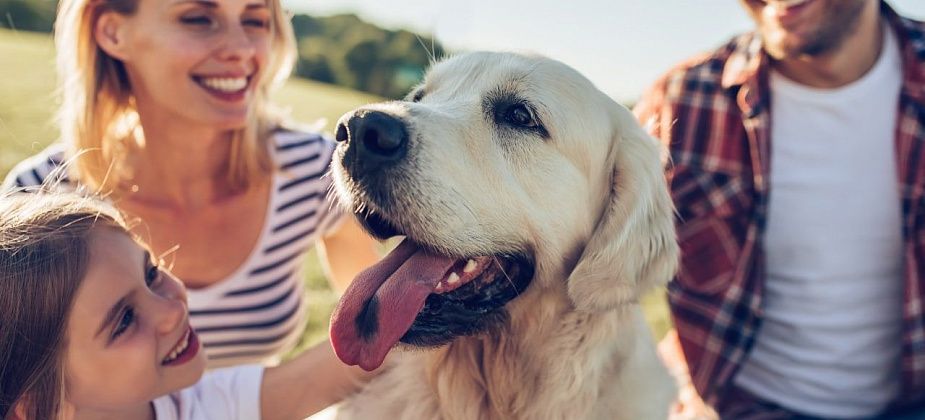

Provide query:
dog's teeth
left=463, top=259, right=478, bottom=273
left=436, top=281, right=444, bottom=291
left=447, top=273, right=460, bottom=285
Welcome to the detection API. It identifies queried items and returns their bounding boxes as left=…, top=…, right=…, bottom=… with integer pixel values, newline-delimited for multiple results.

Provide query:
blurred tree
left=0, top=0, right=56, bottom=32
left=344, top=39, right=381, bottom=92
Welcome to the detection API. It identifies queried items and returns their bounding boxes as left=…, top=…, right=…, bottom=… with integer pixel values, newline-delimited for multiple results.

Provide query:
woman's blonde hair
left=54, top=0, right=297, bottom=193
left=0, top=192, right=128, bottom=419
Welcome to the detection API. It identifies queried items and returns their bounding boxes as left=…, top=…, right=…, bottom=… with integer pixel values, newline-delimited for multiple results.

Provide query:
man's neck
left=773, top=2, right=884, bottom=88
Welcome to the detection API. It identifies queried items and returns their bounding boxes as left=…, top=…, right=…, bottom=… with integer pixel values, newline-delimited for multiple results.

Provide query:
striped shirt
left=634, top=2, right=925, bottom=410
left=2, top=129, right=343, bottom=368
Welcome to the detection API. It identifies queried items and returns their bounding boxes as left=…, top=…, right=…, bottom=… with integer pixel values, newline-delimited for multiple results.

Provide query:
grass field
left=0, top=28, right=670, bottom=354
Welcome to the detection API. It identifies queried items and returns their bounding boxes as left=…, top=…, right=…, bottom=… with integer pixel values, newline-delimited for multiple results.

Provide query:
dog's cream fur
left=331, top=52, right=678, bottom=420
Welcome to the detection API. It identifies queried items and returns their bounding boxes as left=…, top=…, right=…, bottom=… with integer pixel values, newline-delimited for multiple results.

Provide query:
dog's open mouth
left=329, top=208, right=534, bottom=371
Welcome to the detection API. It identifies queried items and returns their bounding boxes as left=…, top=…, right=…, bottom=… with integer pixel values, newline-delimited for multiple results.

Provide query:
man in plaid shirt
left=635, top=0, right=925, bottom=418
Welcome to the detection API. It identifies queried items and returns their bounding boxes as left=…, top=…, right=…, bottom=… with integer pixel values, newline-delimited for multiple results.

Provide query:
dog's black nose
left=337, top=110, right=408, bottom=168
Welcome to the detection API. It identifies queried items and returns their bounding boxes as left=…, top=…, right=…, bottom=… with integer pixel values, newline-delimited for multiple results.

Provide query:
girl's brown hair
left=55, top=0, right=298, bottom=193
left=0, top=193, right=127, bottom=419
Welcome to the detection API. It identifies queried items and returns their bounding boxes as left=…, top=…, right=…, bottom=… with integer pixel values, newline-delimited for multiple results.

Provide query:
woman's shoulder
left=269, top=124, right=338, bottom=174
left=2, top=143, right=70, bottom=191
left=270, top=123, right=333, bottom=152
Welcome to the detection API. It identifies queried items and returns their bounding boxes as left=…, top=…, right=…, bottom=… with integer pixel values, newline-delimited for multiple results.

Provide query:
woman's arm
left=260, top=340, right=378, bottom=420
left=316, top=217, right=382, bottom=293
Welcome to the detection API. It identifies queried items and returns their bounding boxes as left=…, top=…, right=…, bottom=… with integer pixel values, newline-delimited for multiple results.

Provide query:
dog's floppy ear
left=567, top=102, right=678, bottom=312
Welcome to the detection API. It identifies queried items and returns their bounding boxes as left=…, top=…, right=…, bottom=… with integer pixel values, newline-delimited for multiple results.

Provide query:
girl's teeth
left=165, top=330, right=191, bottom=362
left=200, top=77, right=248, bottom=92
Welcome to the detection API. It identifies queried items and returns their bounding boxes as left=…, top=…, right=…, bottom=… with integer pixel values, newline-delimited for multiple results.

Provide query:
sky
left=281, top=0, right=925, bottom=103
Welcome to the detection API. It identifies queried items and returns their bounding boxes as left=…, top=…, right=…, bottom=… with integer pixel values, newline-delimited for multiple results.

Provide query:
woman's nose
left=217, top=24, right=257, bottom=61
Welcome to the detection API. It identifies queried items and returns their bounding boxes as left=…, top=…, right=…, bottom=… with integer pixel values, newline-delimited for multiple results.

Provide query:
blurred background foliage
left=0, top=0, right=447, bottom=99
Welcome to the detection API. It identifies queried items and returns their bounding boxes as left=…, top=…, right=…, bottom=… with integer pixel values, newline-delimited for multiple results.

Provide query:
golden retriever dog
left=327, top=51, right=678, bottom=420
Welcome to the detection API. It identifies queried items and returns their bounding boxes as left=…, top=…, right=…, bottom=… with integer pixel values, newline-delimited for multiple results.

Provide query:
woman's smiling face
left=97, top=0, right=273, bottom=130
left=63, top=227, right=206, bottom=411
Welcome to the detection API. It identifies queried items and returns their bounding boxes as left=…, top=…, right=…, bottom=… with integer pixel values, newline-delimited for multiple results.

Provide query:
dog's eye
left=504, top=104, right=538, bottom=128
left=409, top=89, right=425, bottom=103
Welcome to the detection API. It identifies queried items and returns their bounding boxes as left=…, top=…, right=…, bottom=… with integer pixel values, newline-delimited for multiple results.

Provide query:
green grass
left=0, top=28, right=670, bottom=356
left=0, top=29, right=59, bottom=175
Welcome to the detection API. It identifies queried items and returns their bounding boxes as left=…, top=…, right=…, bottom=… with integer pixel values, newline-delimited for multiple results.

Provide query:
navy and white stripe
left=2, top=130, right=344, bottom=368
left=2, top=145, right=72, bottom=191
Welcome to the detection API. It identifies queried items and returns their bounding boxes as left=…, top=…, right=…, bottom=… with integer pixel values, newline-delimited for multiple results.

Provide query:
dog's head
left=329, top=52, right=678, bottom=370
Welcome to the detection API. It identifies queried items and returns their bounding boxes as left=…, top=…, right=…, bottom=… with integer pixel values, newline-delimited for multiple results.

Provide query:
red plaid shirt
left=635, top=2, right=925, bottom=409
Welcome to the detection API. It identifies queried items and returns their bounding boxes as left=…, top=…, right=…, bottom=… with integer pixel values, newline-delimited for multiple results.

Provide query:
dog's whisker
left=448, top=187, right=479, bottom=223
left=324, top=180, right=341, bottom=213
left=493, top=256, right=520, bottom=295
left=414, top=34, right=436, bottom=64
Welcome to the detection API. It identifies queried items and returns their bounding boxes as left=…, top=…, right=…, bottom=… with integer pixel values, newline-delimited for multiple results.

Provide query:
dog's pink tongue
left=330, top=239, right=455, bottom=371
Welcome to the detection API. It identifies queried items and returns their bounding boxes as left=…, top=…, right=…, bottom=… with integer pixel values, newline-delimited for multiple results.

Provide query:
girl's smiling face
left=63, top=227, right=206, bottom=412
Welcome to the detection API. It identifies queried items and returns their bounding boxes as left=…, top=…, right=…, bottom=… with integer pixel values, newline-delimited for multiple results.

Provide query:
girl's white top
left=152, top=365, right=264, bottom=420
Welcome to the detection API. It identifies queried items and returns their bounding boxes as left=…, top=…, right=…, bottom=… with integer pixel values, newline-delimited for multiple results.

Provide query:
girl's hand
left=261, top=339, right=383, bottom=420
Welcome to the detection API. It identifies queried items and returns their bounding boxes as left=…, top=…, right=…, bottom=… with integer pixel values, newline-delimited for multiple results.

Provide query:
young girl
left=0, top=192, right=375, bottom=420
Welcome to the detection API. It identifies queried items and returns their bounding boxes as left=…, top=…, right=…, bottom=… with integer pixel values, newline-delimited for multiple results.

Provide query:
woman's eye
left=180, top=15, right=214, bottom=27
left=146, top=265, right=160, bottom=287
left=505, top=104, right=537, bottom=128
left=243, top=18, right=269, bottom=28
left=112, top=308, right=135, bottom=339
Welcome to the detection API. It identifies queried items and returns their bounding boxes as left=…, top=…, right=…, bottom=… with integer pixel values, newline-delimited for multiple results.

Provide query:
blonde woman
left=3, top=0, right=382, bottom=369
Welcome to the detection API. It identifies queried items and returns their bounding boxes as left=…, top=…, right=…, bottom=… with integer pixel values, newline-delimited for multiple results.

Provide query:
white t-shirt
left=733, top=24, right=904, bottom=418
left=152, top=365, right=264, bottom=420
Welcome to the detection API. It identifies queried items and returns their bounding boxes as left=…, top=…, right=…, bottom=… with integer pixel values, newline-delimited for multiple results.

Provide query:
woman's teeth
left=766, top=0, right=811, bottom=7
left=199, top=76, right=248, bottom=92
left=163, top=329, right=191, bottom=363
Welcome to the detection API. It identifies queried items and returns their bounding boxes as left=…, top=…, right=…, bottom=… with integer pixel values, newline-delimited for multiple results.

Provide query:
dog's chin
left=355, top=205, right=404, bottom=240
left=353, top=206, right=536, bottom=347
